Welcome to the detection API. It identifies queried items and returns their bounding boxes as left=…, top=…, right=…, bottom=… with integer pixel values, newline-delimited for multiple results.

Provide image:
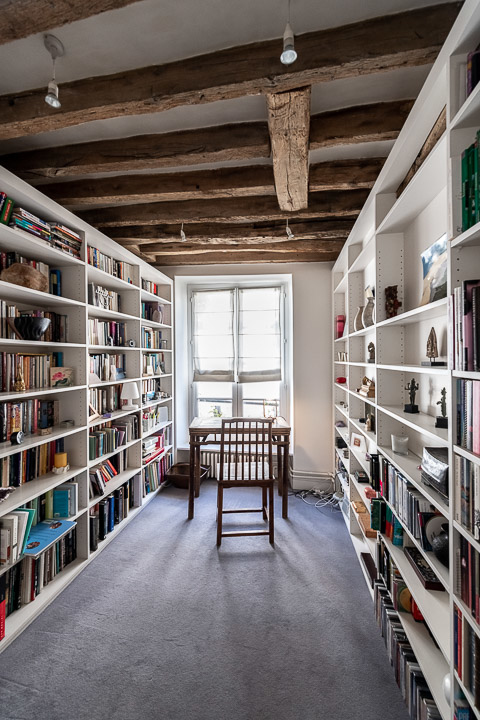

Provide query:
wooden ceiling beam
left=2, top=123, right=270, bottom=182
left=0, top=4, right=461, bottom=139
left=78, top=190, right=369, bottom=227
left=152, top=251, right=339, bottom=265
left=139, top=239, right=345, bottom=256
left=114, top=220, right=354, bottom=247
left=266, top=87, right=311, bottom=211
left=2, top=99, right=401, bottom=183
left=39, top=158, right=383, bottom=206
left=0, top=1, right=144, bottom=45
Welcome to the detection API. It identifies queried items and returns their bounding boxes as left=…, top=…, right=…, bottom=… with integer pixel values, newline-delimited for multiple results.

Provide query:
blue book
left=108, top=496, right=114, bottom=532
left=23, top=519, right=76, bottom=558
left=52, top=489, right=70, bottom=518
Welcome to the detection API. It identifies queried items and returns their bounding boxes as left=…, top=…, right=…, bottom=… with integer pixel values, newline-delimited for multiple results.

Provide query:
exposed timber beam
left=137, top=239, right=345, bottom=256
left=0, top=4, right=461, bottom=139
left=2, top=99, right=403, bottom=182
left=39, top=158, right=384, bottom=207
left=266, top=87, right=311, bottom=211
left=152, top=251, right=339, bottom=266
left=78, top=190, right=369, bottom=227
left=1, top=123, right=270, bottom=182
left=0, top=1, right=144, bottom=45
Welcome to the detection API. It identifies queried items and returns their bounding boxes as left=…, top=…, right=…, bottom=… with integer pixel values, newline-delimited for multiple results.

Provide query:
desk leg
left=277, top=448, right=283, bottom=497
left=282, top=441, right=289, bottom=519
left=188, top=440, right=195, bottom=520
left=194, top=443, right=201, bottom=498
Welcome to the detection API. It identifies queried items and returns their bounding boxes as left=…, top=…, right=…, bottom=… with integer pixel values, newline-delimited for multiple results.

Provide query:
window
left=190, top=285, right=287, bottom=420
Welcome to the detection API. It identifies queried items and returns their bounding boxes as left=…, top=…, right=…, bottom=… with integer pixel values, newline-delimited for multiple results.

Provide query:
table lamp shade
left=121, top=382, right=139, bottom=410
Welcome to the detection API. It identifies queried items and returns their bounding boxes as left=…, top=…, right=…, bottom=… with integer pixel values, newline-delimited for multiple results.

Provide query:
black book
left=98, top=500, right=108, bottom=540
left=89, top=515, right=98, bottom=552
left=473, top=285, right=480, bottom=372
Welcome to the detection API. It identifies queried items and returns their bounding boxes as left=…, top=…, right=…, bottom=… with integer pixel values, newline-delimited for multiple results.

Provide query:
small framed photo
left=350, top=432, right=367, bottom=454
left=50, top=367, right=74, bottom=387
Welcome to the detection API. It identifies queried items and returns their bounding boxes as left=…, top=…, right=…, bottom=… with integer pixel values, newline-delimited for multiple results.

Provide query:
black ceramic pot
left=431, top=523, right=449, bottom=568
left=12, top=317, right=51, bottom=341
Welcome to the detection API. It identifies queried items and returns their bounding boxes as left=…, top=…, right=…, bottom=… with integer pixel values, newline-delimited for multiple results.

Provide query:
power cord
left=293, top=488, right=341, bottom=513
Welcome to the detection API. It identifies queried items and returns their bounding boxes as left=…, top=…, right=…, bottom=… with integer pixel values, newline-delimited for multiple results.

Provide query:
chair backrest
left=219, top=418, right=274, bottom=482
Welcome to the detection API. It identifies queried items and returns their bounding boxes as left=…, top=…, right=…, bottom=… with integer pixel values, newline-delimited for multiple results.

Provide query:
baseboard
left=290, top=469, right=334, bottom=492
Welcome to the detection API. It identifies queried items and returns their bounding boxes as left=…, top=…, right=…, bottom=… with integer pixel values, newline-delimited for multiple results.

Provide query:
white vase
left=362, top=296, right=375, bottom=328
left=353, top=306, right=364, bottom=332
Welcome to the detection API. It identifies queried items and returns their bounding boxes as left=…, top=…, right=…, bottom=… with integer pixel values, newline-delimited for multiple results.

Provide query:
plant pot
left=8, top=316, right=51, bottom=341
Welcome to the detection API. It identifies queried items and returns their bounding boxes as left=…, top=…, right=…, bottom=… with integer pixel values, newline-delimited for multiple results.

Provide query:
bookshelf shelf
left=0, top=164, right=174, bottom=651
left=350, top=508, right=377, bottom=558
left=451, top=78, right=480, bottom=130
left=142, top=420, right=172, bottom=439
left=454, top=673, right=480, bottom=720
left=140, top=288, right=171, bottom=304
left=348, top=473, right=372, bottom=509
left=334, top=403, right=349, bottom=419
left=349, top=531, right=374, bottom=599
left=451, top=221, right=480, bottom=248
left=453, top=369, right=480, bottom=379
left=140, top=318, right=172, bottom=330
left=141, top=396, right=172, bottom=410
left=453, top=519, right=480, bottom=555
left=454, top=445, right=480, bottom=466
left=378, top=405, right=449, bottom=445
left=375, top=298, right=448, bottom=329
left=376, top=363, right=449, bottom=375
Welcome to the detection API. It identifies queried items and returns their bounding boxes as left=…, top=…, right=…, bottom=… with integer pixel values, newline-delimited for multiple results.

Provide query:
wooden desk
left=188, top=417, right=291, bottom=520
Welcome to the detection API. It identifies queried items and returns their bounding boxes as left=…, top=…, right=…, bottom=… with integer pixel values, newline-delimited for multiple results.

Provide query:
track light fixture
left=286, top=219, right=294, bottom=240
left=280, top=0, right=297, bottom=65
left=44, top=34, right=64, bottom=109
left=180, top=222, right=187, bottom=242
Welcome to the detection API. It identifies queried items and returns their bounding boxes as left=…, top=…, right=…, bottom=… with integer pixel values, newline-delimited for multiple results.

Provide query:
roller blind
left=237, top=287, right=282, bottom=383
left=192, top=289, right=235, bottom=382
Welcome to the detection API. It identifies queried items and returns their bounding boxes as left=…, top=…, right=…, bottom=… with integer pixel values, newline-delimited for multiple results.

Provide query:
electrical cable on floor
left=292, top=488, right=341, bottom=513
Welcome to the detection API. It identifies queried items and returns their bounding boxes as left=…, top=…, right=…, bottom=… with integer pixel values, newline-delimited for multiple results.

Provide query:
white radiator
left=200, top=450, right=278, bottom=479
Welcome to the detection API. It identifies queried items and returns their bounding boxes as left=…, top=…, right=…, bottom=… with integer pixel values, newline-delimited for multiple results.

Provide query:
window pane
left=196, top=382, right=232, bottom=419
left=242, top=381, right=280, bottom=418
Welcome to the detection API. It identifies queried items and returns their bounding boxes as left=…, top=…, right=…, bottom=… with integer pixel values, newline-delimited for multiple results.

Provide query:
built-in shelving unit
left=332, top=2, right=480, bottom=717
left=0, top=165, right=174, bottom=651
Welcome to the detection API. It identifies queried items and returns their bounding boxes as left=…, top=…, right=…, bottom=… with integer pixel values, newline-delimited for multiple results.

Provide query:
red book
left=0, top=573, right=6, bottom=641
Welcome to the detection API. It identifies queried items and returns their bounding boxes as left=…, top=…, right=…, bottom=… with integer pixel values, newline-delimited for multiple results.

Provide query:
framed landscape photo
left=420, top=233, right=447, bottom=306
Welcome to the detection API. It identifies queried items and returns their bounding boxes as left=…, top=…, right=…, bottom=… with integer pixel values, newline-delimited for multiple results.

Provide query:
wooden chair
left=216, top=418, right=275, bottom=546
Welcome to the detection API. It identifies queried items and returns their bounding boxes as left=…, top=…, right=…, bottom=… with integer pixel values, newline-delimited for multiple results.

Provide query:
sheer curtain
left=192, top=289, right=235, bottom=382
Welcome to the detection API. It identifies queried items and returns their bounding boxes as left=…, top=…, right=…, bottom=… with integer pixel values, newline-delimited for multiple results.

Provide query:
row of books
left=0, top=252, right=62, bottom=297
left=456, top=379, right=480, bottom=454
left=4, top=201, right=82, bottom=260
left=142, top=327, right=167, bottom=349
left=141, top=279, right=165, bottom=297
left=0, top=352, right=64, bottom=393
left=143, top=453, right=171, bottom=495
left=461, top=133, right=480, bottom=233
left=89, top=477, right=140, bottom=551
left=22, top=481, right=79, bottom=525
left=377, top=458, right=439, bottom=548
left=142, top=431, right=166, bottom=465
left=451, top=280, right=480, bottom=371
left=88, top=450, right=127, bottom=499
left=454, top=604, right=479, bottom=715
left=0, top=398, right=59, bottom=442
left=141, top=301, right=167, bottom=324
left=0, top=438, right=64, bottom=488
left=374, top=579, right=441, bottom=719
left=88, top=283, right=121, bottom=313
left=88, top=415, right=138, bottom=461
left=88, top=384, right=122, bottom=416
left=89, top=352, right=126, bottom=383
left=456, top=534, right=480, bottom=622
left=87, top=246, right=134, bottom=283
left=142, top=377, right=163, bottom=401
left=370, top=498, right=404, bottom=547
left=455, top=455, right=480, bottom=538
left=142, top=405, right=169, bottom=433
left=0, top=525, right=77, bottom=641
left=0, top=508, right=35, bottom=565
left=0, top=307, right=68, bottom=343
left=88, top=318, right=127, bottom=347
left=143, top=353, right=165, bottom=376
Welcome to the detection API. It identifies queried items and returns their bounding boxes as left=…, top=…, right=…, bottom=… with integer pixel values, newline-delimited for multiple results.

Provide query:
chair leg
left=269, top=483, right=274, bottom=545
left=262, top=487, right=267, bottom=520
left=217, top=484, right=223, bottom=547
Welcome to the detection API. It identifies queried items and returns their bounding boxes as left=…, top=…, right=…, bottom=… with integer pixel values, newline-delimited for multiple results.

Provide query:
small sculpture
left=353, top=306, right=364, bottom=332
left=367, top=341, right=375, bottom=364
left=358, top=376, right=375, bottom=398
left=365, top=412, right=375, bottom=433
left=435, top=387, right=448, bottom=429
left=404, top=378, right=419, bottom=414
left=362, top=286, right=375, bottom=328
left=385, top=285, right=402, bottom=319
left=14, top=367, right=26, bottom=393
left=422, top=327, right=447, bottom=367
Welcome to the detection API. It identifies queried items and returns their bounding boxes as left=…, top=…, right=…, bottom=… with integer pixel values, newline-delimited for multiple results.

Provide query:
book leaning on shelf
left=89, top=352, right=126, bottom=382
left=88, top=450, right=128, bottom=499
left=89, top=478, right=138, bottom=551
left=0, top=438, right=66, bottom=488
left=87, top=246, right=134, bottom=283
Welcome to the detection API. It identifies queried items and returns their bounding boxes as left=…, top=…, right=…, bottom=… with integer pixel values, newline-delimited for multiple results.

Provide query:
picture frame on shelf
left=350, top=432, right=367, bottom=454
left=419, top=233, right=447, bottom=306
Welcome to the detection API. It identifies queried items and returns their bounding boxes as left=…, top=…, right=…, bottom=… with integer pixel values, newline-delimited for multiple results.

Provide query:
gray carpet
left=0, top=482, right=409, bottom=720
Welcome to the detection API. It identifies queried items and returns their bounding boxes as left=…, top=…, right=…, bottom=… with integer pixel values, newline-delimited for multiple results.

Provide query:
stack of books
left=451, top=279, right=480, bottom=371
left=49, top=224, right=82, bottom=259
left=9, top=207, right=51, bottom=242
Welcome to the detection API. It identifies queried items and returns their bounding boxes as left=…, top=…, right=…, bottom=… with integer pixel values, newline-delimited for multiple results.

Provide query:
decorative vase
left=431, top=523, right=449, bottom=568
left=8, top=316, right=51, bottom=341
left=362, top=296, right=375, bottom=328
left=353, top=306, right=364, bottom=332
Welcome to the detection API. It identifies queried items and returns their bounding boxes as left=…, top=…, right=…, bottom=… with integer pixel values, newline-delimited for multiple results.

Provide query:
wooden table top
left=189, top=416, right=290, bottom=433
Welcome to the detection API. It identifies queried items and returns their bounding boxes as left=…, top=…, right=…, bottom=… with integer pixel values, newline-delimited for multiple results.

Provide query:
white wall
left=162, top=262, right=334, bottom=489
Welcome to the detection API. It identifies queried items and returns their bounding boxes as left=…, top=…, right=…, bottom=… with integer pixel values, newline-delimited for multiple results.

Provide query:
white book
left=1, top=514, right=18, bottom=562
left=0, top=527, right=11, bottom=565
left=11, top=510, right=29, bottom=559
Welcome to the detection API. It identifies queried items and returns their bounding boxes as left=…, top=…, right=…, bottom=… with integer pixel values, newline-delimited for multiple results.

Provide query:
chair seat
left=216, top=461, right=272, bottom=483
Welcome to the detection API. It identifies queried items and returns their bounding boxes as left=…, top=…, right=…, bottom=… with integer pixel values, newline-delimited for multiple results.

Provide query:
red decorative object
left=335, top=314, right=345, bottom=339
left=336, top=376, right=347, bottom=384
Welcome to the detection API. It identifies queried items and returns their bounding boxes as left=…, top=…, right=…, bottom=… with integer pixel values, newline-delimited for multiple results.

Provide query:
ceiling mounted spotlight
left=280, top=0, right=297, bottom=65
left=286, top=219, right=294, bottom=240
left=180, top=222, right=187, bottom=242
left=44, top=34, right=65, bottom=109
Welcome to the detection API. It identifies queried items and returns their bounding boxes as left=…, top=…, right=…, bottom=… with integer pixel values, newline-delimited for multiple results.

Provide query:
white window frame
left=187, top=280, right=290, bottom=423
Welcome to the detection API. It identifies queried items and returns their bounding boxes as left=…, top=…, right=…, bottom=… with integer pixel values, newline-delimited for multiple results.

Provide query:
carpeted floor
left=0, top=482, right=409, bottom=720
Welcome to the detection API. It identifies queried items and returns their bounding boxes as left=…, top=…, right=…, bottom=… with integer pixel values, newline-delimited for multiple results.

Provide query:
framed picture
left=50, top=367, right=74, bottom=387
left=350, top=432, right=367, bottom=454
left=420, top=233, right=447, bottom=306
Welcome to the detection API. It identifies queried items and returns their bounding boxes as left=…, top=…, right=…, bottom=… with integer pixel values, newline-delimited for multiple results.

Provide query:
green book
left=14, top=507, right=36, bottom=554
left=462, top=149, right=469, bottom=232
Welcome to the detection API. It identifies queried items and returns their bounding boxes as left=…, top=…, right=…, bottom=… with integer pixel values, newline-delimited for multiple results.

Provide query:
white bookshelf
left=332, top=2, right=480, bottom=717
left=0, top=165, right=174, bottom=651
